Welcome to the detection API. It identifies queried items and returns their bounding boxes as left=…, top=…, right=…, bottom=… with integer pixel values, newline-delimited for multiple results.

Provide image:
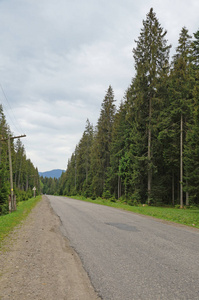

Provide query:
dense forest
left=43, top=8, right=199, bottom=207
left=0, top=104, right=40, bottom=215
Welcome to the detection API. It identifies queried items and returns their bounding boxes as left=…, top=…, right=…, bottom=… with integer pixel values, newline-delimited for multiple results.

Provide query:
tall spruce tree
left=90, top=86, right=116, bottom=197
left=75, top=119, right=93, bottom=196
left=171, top=27, right=193, bottom=207
left=132, top=8, right=171, bottom=204
left=118, top=83, right=147, bottom=202
left=106, top=101, right=128, bottom=199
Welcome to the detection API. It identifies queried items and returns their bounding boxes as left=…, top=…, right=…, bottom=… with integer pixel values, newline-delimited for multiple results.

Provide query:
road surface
left=48, top=195, right=199, bottom=300
left=0, top=196, right=99, bottom=300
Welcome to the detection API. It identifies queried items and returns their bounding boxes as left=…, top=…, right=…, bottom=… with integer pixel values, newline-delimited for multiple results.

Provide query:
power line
left=0, top=82, right=25, bottom=135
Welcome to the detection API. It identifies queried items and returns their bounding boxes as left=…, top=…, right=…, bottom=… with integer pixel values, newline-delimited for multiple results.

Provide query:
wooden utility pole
left=8, top=137, right=14, bottom=212
left=1, top=134, right=26, bottom=212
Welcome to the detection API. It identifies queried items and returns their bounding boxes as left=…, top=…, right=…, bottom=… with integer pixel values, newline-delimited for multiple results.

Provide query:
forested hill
left=57, top=8, right=199, bottom=207
left=39, top=169, right=65, bottom=179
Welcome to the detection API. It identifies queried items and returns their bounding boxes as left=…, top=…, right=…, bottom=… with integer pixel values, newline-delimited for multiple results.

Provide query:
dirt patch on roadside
left=0, top=196, right=100, bottom=300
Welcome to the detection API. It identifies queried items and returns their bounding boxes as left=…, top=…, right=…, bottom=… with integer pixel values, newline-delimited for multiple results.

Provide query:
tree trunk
left=118, top=175, right=121, bottom=199
left=186, top=179, right=189, bottom=206
left=172, top=170, right=175, bottom=205
left=75, top=153, right=77, bottom=191
left=26, top=176, right=28, bottom=191
left=86, top=138, right=89, bottom=183
left=148, top=97, right=152, bottom=204
left=180, top=113, right=183, bottom=208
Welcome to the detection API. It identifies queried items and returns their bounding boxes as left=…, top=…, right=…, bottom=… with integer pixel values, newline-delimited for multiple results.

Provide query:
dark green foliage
left=106, top=101, right=127, bottom=198
left=40, top=176, right=59, bottom=195
left=90, top=86, right=116, bottom=197
left=192, top=29, right=199, bottom=67
left=132, top=8, right=171, bottom=204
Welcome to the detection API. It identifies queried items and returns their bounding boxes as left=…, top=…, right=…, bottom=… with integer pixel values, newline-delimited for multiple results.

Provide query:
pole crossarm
left=1, top=134, right=26, bottom=142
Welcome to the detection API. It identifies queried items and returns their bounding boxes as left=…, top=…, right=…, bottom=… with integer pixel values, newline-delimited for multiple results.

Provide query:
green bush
left=110, top=197, right=116, bottom=202
left=175, top=205, right=181, bottom=209
left=102, top=190, right=112, bottom=199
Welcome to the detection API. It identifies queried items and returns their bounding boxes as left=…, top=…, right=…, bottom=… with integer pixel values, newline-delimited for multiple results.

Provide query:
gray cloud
left=0, top=0, right=198, bottom=171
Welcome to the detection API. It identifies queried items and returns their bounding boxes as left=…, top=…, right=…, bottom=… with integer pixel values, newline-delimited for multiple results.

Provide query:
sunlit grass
left=68, top=196, right=199, bottom=229
left=0, top=196, right=42, bottom=247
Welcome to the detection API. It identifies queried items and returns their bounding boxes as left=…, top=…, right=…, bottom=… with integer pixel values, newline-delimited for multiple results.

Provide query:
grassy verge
left=68, top=196, right=199, bottom=229
left=0, top=195, right=42, bottom=247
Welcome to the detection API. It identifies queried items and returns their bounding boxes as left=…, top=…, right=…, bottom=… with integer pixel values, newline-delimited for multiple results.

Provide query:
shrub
left=102, top=190, right=112, bottom=199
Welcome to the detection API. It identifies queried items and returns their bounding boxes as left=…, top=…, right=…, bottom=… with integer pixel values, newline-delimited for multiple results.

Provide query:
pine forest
left=50, top=8, right=199, bottom=208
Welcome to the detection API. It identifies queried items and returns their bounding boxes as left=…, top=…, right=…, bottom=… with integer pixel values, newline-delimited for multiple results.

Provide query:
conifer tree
left=132, top=8, right=171, bottom=204
left=171, top=27, right=193, bottom=207
left=75, top=119, right=93, bottom=196
left=90, top=86, right=116, bottom=197
left=106, top=101, right=127, bottom=198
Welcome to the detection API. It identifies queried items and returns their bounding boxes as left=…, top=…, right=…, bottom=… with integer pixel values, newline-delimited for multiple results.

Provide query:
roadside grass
left=0, top=195, right=42, bottom=248
left=68, top=195, right=199, bottom=229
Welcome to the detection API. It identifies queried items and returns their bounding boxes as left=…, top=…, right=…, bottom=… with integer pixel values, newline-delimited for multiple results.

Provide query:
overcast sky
left=0, top=0, right=198, bottom=172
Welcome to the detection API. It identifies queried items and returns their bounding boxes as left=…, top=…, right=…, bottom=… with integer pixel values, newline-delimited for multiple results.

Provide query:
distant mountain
left=39, top=169, right=65, bottom=179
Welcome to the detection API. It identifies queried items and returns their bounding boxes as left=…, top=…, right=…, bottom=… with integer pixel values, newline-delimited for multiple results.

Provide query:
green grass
left=68, top=196, right=199, bottom=229
left=0, top=195, right=42, bottom=248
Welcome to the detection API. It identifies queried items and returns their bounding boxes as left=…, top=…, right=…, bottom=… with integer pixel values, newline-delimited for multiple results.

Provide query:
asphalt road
left=48, top=195, right=199, bottom=300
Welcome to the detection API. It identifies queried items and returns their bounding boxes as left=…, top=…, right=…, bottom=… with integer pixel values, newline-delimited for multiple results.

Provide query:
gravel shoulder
left=0, top=196, right=100, bottom=300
